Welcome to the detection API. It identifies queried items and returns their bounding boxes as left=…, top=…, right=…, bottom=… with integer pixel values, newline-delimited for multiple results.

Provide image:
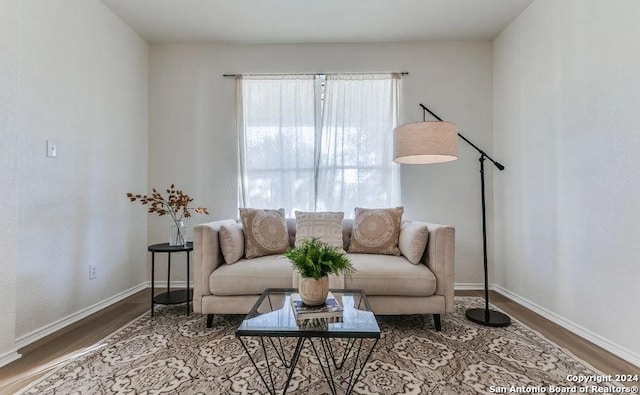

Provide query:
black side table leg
left=151, top=252, right=155, bottom=317
left=187, top=251, right=190, bottom=316
left=147, top=243, right=193, bottom=318
left=167, top=252, right=171, bottom=296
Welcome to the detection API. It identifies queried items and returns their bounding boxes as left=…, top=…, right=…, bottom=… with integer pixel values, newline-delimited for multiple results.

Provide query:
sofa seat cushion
left=345, top=253, right=436, bottom=297
left=210, top=255, right=293, bottom=296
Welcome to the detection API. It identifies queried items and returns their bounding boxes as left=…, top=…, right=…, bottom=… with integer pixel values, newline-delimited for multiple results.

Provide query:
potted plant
left=285, top=238, right=355, bottom=306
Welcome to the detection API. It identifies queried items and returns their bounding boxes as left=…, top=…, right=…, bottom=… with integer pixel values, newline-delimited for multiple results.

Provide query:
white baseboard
left=145, top=280, right=193, bottom=288
left=0, top=349, right=21, bottom=368
left=15, top=283, right=148, bottom=350
left=454, top=283, right=484, bottom=290
left=493, top=284, right=640, bottom=368
left=11, top=281, right=638, bottom=368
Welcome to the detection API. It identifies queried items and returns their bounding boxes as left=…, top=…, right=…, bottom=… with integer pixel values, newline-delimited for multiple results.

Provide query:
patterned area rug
left=17, top=297, right=621, bottom=394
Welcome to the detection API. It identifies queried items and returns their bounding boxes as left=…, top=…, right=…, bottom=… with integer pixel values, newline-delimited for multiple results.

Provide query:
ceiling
left=100, top=0, right=534, bottom=44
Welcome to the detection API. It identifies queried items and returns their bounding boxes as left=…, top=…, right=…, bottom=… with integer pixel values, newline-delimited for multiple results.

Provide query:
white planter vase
left=298, top=276, right=329, bottom=306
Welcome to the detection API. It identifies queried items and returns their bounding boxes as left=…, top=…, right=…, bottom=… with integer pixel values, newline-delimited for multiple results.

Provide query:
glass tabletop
left=236, top=288, right=380, bottom=338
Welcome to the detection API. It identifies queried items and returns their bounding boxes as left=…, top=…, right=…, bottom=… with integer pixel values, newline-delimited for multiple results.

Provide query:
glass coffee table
left=236, top=288, right=380, bottom=395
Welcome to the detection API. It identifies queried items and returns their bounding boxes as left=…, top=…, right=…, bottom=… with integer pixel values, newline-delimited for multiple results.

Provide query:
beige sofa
left=193, top=219, right=455, bottom=330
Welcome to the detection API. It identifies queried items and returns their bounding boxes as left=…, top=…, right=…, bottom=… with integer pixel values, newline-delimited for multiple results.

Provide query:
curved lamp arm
left=419, top=103, right=505, bottom=171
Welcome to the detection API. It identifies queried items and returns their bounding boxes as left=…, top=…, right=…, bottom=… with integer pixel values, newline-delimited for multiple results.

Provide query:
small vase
left=298, top=276, right=329, bottom=306
left=169, top=220, right=187, bottom=246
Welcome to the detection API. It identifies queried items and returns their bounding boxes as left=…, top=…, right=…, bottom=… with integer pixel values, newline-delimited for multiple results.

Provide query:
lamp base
left=465, top=308, right=511, bottom=327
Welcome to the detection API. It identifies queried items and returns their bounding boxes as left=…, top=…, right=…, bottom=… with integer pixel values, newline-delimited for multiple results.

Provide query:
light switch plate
left=47, top=140, right=57, bottom=158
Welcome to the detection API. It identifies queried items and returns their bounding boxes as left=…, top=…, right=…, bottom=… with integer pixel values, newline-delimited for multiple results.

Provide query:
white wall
left=494, top=0, right=640, bottom=364
left=149, top=42, right=494, bottom=285
left=0, top=0, right=20, bottom=366
left=14, top=0, right=149, bottom=340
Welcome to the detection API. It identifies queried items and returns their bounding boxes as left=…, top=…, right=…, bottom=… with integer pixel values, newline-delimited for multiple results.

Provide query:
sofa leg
left=433, top=314, right=442, bottom=331
left=206, top=314, right=214, bottom=328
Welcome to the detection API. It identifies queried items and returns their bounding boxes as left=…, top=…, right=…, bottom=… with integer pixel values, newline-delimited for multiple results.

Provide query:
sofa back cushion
left=287, top=218, right=353, bottom=250
left=398, top=222, right=429, bottom=264
left=287, top=218, right=297, bottom=247
left=348, top=207, right=404, bottom=255
left=219, top=222, right=244, bottom=264
left=294, top=211, right=344, bottom=251
left=239, top=208, right=289, bottom=259
left=341, top=219, right=353, bottom=250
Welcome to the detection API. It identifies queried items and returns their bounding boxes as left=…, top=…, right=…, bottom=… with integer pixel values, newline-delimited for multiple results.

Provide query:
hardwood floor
left=0, top=289, right=151, bottom=395
left=0, top=290, right=637, bottom=394
left=458, top=291, right=639, bottom=377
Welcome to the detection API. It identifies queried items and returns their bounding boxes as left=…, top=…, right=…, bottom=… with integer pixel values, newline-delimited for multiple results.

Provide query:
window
left=237, top=73, right=400, bottom=217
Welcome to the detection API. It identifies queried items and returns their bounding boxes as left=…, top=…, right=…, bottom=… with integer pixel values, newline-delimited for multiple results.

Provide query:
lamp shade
left=393, top=121, right=458, bottom=164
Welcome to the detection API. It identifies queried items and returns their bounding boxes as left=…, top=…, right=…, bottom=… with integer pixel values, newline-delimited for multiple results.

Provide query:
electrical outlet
left=89, top=264, right=97, bottom=279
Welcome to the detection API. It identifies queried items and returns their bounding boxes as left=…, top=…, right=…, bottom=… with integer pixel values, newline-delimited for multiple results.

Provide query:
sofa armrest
left=416, top=222, right=455, bottom=313
left=193, top=219, right=236, bottom=314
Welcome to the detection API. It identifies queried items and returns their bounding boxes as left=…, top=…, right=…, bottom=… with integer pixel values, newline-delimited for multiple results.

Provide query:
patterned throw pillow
left=348, top=207, right=404, bottom=255
left=219, top=222, right=244, bottom=264
left=294, top=211, right=344, bottom=251
left=398, top=222, right=429, bottom=264
left=239, top=208, right=289, bottom=259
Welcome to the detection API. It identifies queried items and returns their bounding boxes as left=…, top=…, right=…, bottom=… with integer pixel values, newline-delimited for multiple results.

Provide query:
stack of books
left=290, top=292, right=343, bottom=328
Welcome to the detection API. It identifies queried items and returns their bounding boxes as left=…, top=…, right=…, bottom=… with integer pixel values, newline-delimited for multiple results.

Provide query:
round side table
left=148, top=242, right=193, bottom=317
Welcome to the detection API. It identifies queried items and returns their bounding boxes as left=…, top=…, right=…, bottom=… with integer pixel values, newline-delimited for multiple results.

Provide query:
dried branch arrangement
left=126, top=184, right=209, bottom=224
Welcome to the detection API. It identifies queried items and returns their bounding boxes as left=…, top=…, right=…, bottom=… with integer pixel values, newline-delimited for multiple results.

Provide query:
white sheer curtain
left=237, top=73, right=400, bottom=216
left=237, top=75, right=317, bottom=214
left=316, top=74, right=401, bottom=217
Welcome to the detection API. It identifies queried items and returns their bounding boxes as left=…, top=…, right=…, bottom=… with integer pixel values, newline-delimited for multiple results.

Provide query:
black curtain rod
left=419, top=103, right=504, bottom=171
left=223, top=72, right=409, bottom=77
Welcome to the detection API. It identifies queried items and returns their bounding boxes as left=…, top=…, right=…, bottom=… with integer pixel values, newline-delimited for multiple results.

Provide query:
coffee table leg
left=238, top=336, right=305, bottom=395
left=267, top=337, right=294, bottom=368
left=345, top=338, right=378, bottom=395
left=309, top=337, right=379, bottom=395
left=238, top=337, right=274, bottom=395
left=325, top=338, right=358, bottom=370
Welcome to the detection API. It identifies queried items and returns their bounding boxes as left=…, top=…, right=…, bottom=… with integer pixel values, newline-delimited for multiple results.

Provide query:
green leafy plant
left=285, top=238, right=355, bottom=280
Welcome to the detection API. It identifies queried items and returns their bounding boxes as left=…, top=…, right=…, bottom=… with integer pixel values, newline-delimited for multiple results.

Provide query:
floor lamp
left=393, top=104, right=511, bottom=327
